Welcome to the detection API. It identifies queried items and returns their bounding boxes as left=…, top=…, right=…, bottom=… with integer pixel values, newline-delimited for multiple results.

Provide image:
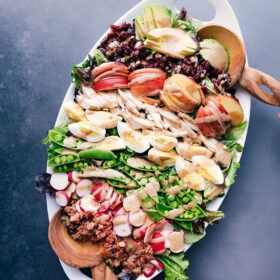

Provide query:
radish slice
left=155, top=220, right=174, bottom=237
left=123, top=195, right=140, bottom=212
left=115, top=207, right=126, bottom=216
left=143, top=263, right=156, bottom=277
left=113, top=214, right=132, bottom=237
left=144, top=223, right=156, bottom=244
left=76, top=179, right=93, bottom=197
left=92, top=183, right=108, bottom=202
left=80, top=194, right=100, bottom=213
left=133, top=225, right=148, bottom=240
left=55, top=191, right=70, bottom=207
left=111, top=193, right=123, bottom=209
left=105, top=187, right=114, bottom=200
left=166, top=231, right=185, bottom=253
left=111, top=204, right=124, bottom=216
left=76, top=200, right=83, bottom=213
left=96, top=212, right=112, bottom=224
left=65, top=182, right=76, bottom=197
left=150, top=232, right=166, bottom=255
left=113, top=214, right=128, bottom=226
left=150, top=259, right=164, bottom=270
left=50, top=173, right=69, bottom=191
left=113, top=223, right=132, bottom=237
left=68, top=170, right=81, bottom=183
left=129, top=209, right=146, bottom=227
left=98, top=200, right=110, bottom=212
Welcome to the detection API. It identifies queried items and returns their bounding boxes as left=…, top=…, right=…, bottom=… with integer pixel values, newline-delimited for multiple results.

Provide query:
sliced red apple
left=143, top=263, right=156, bottom=278
left=76, top=179, right=93, bottom=197
left=128, top=68, right=166, bottom=81
left=93, top=76, right=128, bottom=92
left=80, top=194, right=100, bottom=213
left=129, top=209, right=146, bottom=227
left=50, top=173, right=69, bottom=191
left=217, top=95, right=244, bottom=126
left=196, top=98, right=231, bottom=137
left=55, top=191, right=70, bottom=207
left=133, top=225, right=148, bottom=240
left=92, top=62, right=128, bottom=78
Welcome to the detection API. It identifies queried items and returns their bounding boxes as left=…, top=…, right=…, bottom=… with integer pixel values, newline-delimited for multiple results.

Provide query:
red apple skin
left=92, top=62, right=128, bottom=78
left=93, top=76, right=128, bottom=91
left=196, top=101, right=229, bottom=138
left=130, top=77, right=165, bottom=97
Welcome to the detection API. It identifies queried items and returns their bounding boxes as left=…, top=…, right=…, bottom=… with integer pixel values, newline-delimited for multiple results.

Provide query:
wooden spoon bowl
left=198, top=24, right=280, bottom=106
left=48, top=209, right=116, bottom=279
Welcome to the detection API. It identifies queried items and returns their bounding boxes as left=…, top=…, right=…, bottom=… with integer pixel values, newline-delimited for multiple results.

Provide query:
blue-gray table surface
left=1, top=0, right=279, bottom=279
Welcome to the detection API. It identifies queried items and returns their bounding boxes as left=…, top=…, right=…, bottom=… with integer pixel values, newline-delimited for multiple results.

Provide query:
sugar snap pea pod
left=48, top=130, right=66, bottom=146
left=107, top=178, right=138, bottom=189
left=121, top=156, right=166, bottom=172
left=54, top=148, right=79, bottom=156
left=49, top=130, right=92, bottom=151
left=155, top=203, right=200, bottom=222
left=48, top=154, right=80, bottom=167
left=79, top=149, right=116, bottom=160
left=53, top=160, right=91, bottom=173
left=102, top=158, right=122, bottom=169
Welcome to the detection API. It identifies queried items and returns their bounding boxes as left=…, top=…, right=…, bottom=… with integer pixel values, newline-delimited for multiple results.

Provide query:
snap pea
left=121, top=155, right=167, bottom=172
left=53, top=160, right=91, bottom=173
left=107, top=178, right=138, bottom=189
left=79, top=149, right=116, bottom=160
left=48, top=154, right=80, bottom=167
left=102, top=158, right=121, bottom=169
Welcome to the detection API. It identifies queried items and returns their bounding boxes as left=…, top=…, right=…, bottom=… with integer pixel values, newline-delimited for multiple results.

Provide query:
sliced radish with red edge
left=55, top=191, right=70, bottom=207
left=76, top=179, right=93, bottom=197
left=50, top=173, right=69, bottom=191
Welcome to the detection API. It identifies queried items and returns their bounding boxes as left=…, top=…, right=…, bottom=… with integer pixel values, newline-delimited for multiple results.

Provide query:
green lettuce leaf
left=157, top=253, right=189, bottom=280
left=224, top=155, right=240, bottom=187
left=184, top=230, right=206, bottom=244
left=224, top=120, right=247, bottom=141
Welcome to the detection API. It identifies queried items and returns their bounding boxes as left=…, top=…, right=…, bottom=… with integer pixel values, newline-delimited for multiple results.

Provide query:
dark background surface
left=1, top=0, right=280, bottom=279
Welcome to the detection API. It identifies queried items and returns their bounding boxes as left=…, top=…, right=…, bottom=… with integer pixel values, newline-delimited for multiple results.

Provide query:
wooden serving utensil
left=197, top=24, right=280, bottom=106
left=48, top=209, right=117, bottom=280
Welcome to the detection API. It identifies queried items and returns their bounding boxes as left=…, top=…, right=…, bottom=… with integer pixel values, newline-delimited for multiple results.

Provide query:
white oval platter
left=46, top=0, right=251, bottom=279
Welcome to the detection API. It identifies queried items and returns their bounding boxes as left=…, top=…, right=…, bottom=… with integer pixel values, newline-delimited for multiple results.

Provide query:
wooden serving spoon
left=197, top=24, right=280, bottom=106
left=48, top=209, right=117, bottom=280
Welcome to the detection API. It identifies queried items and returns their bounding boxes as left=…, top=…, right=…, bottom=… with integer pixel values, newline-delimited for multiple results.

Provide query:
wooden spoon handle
left=240, top=66, right=280, bottom=106
left=91, top=263, right=117, bottom=280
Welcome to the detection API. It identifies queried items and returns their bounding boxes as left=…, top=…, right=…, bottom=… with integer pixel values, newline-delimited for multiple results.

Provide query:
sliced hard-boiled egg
left=176, top=142, right=213, bottom=161
left=175, top=158, right=206, bottom=191
left=68, top=121, right=106, bottom=143
left=85, top=110, right=122, bottom=129
left=95, top=136, right=126, bottom=151
left=148, top=148, right=179, bottom=167
left=117, top=122, right=150, bottom=153
left=192, top=155, right=224, bottom=185
left=149, top=134, right=178, bottom=152
left=64, top=101, right=85, bottom=121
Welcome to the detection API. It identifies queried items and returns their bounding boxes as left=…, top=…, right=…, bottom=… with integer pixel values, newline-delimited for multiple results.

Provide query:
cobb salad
left=35, top=4, right=247, bottom=280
